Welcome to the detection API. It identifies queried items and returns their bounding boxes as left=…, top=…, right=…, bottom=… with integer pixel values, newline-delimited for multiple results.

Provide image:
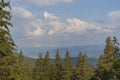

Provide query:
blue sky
left=10, top=0, right=120, bottom=48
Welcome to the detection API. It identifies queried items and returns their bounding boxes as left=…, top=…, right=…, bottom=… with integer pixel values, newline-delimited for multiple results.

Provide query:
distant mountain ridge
left=24, top=56, right=98, bottom=68
left=20, top=44, right=104, bottom=58
left=20, top=44, right=103, bottom=67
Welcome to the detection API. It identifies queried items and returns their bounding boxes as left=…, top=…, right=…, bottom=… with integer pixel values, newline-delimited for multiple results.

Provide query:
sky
left=10, top=0, right=120, bottom=48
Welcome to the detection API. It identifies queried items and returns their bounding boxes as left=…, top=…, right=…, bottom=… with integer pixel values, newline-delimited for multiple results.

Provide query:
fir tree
left=0, top=0, right=16, bottom=79
left=14, top=51, right=32, bottom=80
left=75, top=53, right=94, bottom=80
left=44, top=52, right=53, bottom=80
left=113, top=37, right=120, bottom=80
left=97, top=36, right=119, bottom=80
left=33, top=54, right=44, bottom=80
left=62, top=51, right=73, bottom=80
left=53, top=50, right=63, bottom=80
left=114, top=58, right=120, bottom=80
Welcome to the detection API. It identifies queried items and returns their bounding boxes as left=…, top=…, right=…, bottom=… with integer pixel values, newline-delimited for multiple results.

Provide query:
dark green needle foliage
left=96, top=36, right=120, bottom=80
left=62, top=51, right=73, bottom=80
left=53, top=50, right=64, bottom=80
left=0, top=0, right=16, bottom=79
left=75, top=53, right=94, bottom=80
left=33, top=54, right=44, bottom=80
left=14, top=51, right=32, bottom=80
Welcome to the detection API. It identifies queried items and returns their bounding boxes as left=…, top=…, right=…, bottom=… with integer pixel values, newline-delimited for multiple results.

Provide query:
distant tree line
left=0, top=0, right=120, bottom=80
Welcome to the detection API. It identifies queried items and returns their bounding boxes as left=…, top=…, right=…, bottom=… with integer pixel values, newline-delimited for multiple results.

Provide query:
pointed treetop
left=38, top=53, right=42, bottom=58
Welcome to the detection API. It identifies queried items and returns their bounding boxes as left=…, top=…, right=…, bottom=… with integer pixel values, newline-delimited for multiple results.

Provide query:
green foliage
left=33, top=52, right=54, bottom=80
left=44, top=52, right=54, bottom=80
left=62, top=51, right=73, bottom=80
left=0, top=0, right=15, bottom=56
left=0, top=0, right=16, bottom=79
left=96, top=36, right=120, bottom=80
left=53, top=50, right=64, bottom=80
left=75, top=53, right=94, bottom=80
left=33, top=54, right=44, bottom=80
left=14, top=51, right=32, bottom=80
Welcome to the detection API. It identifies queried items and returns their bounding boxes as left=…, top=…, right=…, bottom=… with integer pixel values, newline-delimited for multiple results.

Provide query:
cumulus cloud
left=13, top=7, right=45, bottom=37
left=14, top=0, right=73, bottom=6
left=13, top=7, right=114, bottom=38
left=43, top=12, right=113, bottom=35
left=65, top=18, right=102, bottom=34
left=108, top=11, right=120, bottom=18
left=13, top=7, right=34, bottom=18
left=12, top=7, right=118, bottom=47
left=28, top=27, right=45, bottom=36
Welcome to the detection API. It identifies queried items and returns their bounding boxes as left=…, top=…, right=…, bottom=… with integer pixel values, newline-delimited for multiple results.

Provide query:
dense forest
left=0, top=0, right=120, bottom=80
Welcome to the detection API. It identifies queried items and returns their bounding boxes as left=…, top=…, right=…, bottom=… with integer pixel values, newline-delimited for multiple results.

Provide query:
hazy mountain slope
left=24, top=57, right=98, bottom=68
left=21, top=45, right=104, bottom=58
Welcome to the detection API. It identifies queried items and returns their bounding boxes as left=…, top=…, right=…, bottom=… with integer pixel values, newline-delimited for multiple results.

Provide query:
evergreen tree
left=113, top=37, right=120, bottom=80
left=0, top=0, right=15, bottom=56
left=62, top=51, right=73, bottom=80
left=114, top=58, right=120, bottom=80
left=75, top=53, right=94, bottom=80
left=43, top=52, right=53, bottom=80
left=53, top=50, right=63, bottom=80
left=15, top=51, right=32, bottom=80
left=0, top=0, right=16, bottom=79
left=97, top=36, right=119, bottom=80
left=33, top=54, right=44, bottom=80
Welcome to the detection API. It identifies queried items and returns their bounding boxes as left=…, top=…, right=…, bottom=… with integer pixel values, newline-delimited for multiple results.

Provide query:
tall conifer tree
left=75, top=53, right=94, bottom=80
left=97, top=36, right=119, bottom=80
left=53, top=50, right=63, bottom=80
left=62, top=51, right=73, bottom=80
left=44, top=52, right=53, bottom=80
left=33, top=54, right=44, bottom=80
left=15, top=51, right=32, bottom=80
left=0, top=0, right=16, bottom=79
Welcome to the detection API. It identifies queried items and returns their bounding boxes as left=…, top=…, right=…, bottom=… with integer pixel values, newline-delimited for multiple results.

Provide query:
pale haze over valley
left=11, top=0, right=120, bottom=58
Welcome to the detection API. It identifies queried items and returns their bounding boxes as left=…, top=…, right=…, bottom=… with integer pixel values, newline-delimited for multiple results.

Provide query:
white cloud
left=65, top=18, right=102, bottom=34
left=13, top=7, right=115, bottom=38
left=13, top=7, right=45, bottom=37
left=108, top=11, right=120, bottom=18
left=14, top=0, right=73, bottom=6
left=13, top=7, right=34, bottom=18
left=12, top=7, right=119, bottom=47
left=43, top=11, right=58, bottom=19
left=46, top=16, right=113, bottom=35
left=28, top=27, right=45, bottom=36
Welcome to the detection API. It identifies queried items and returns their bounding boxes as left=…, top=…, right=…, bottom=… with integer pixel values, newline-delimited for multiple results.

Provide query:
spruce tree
left=0, top=0, right=16, bottom=79
left=43, top=52, right=53, bottom=80
left=113, top=37, right=120, bottom=80
left=97, top=36, right=119, bottom=80
left=53, top=50, right=63, bottom=80
left=114, top=58, right=120, bottom=80
left=14, top=51, right=32, bottom=80
left=33, top=54, right=44, bottom=80
left=62, top=51, right=73, bottom=80
left=75, top=53, right=94, bottom=80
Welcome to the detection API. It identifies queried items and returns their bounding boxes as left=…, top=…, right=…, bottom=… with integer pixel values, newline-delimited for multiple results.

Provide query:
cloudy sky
left=10, top=0, right=120, bottom=48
